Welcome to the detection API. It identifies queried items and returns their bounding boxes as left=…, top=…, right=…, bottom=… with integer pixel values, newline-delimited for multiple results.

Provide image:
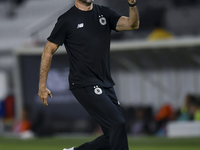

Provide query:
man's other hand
left=38, top=88, right=52, bottom=106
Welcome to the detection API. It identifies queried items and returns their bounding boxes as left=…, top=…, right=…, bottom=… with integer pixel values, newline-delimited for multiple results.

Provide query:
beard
left=78, top=0, right=94, bottom=5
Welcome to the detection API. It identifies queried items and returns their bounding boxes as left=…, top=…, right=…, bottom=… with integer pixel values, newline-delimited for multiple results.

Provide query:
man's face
left=78, top=0, right=93, bottom=5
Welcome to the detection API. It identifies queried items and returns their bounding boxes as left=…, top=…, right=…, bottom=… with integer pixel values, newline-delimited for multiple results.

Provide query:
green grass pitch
left=0, top=136, right=200, bottom=150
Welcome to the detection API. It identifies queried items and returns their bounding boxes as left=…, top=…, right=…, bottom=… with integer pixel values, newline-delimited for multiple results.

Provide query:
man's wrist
left=128, top=0, right=137, bottom=7
left=39, top=84, right=46, bottom=90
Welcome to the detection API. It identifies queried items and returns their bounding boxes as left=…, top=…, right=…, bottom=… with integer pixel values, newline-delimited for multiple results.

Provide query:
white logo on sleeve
left=77, top=23, right=84, bottom=29
left=118, top=101, right=120, bottom=105
left=99, top=15, right=107, bottom=25
left=94, top=85, right=103, bottom=95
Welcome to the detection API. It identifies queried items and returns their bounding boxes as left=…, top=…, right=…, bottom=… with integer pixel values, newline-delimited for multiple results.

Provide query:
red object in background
left=13, top=120, right=32, bottom=133
left=4, top=95, right=15, bottom=119
left=20, top=120, right=31, bottom=132
left=155, top=104, right=174, bottom=121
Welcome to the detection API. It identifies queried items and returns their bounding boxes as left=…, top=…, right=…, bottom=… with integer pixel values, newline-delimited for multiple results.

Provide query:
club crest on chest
left=99, top=15, right=107, bottom=26
left=94, top=85, right=103, bottom=95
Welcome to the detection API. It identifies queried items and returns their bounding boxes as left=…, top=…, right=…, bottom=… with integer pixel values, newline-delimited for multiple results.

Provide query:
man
left=38, top=0, right=139, bottom=149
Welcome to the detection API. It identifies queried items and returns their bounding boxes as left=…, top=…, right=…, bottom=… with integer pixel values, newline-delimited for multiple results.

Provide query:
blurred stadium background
left=1, top=0, right=200, bottom=149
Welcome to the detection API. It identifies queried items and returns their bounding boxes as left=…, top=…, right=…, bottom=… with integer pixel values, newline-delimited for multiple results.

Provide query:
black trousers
left=71, top=85, right=129, bottom=150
